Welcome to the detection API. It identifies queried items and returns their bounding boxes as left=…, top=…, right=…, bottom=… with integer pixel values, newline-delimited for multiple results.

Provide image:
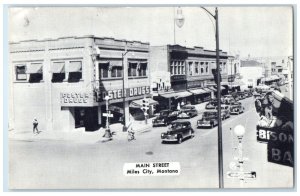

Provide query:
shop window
left=189, top=62, right=193, bottom=76
left=68, top=61, right=82, bottom=83
left=201, top=67, right=204, bottom=74
left=100, top=63, right=109, bottom=79
left=29, top=73, right=43, bottom=83
left=128, top=62, right=137, bottom=77
left=111, top=66, right=123, bottom=78
left=52, top=73, right=65, bottom=82
left=206, top=66, right=208, bottom=73
left=170, top=65, right=173, bottom=75
left=15, top=65, right=27, bottom=81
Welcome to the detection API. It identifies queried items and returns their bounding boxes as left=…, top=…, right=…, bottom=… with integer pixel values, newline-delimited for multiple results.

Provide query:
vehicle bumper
left=197, top=123, right=212, bottom=128
left=153, top=121, right=166, bottom=126
left=161, top=135, right=178, bottom=141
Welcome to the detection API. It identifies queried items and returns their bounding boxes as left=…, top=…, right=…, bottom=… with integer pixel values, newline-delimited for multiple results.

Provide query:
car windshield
left=203, top=112, right=217, bottom=118
left=231, top=105, right=240, bottom=109
left=170, top=123, right=182, bottom=129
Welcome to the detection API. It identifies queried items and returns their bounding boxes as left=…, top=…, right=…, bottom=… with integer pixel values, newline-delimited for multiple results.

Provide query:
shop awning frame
left=26, top=63, right=43, bottom=74
left=129, top=98, right=158, bottom=108
left=159, top=91, right=193, bottom=99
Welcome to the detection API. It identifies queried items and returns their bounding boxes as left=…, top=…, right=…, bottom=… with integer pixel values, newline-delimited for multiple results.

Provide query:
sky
left=8, top=6, right=293, bottom=58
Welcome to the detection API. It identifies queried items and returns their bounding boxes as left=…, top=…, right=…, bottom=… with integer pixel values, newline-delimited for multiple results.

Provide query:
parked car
left=197, top=110, right=219, bottom=128
left=236, top=92, right=247, bottom=100
left=152, top=109, right=179, bottom=127
left=230, top=104, right=245, bottom=115
left=205, top=100, right=218, bottom=109
left=253, top=91, right=261, bottom=98
left=177, top=105, right=198, bottom=119
left=161, top=120, right=194, bottom=144
left=215, top=105, right=231, bottom=120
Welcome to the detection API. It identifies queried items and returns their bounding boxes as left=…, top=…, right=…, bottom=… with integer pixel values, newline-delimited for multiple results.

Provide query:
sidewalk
left=8, top=117, right=154, bottom=143
left=8, top=102, right=208, bottom=143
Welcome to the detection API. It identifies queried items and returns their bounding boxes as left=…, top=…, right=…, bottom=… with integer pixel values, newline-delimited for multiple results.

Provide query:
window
left=28, top=63, right=43, bottom=83
left=51, top=62, right=65, bottom=83
left=111, top=66, right=123, bottom=78
left=15, top=65, right=27, bottom=81
left=100, top=63, right=109, bottom=79
left=170, top=62, right=174, bottom=75
left=68, top=61, right=82, bottom=82
left=195, top=62, right=199, bottom=74
left=206, top=65, right=208, bottom=73
left=128, top=62, right=137, bottom=77
left=138, top=63, right=147, bottom=76
left=188, top=62, right=193, bottom=76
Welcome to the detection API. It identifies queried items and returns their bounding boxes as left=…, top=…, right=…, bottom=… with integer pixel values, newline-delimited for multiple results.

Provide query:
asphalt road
left=8, top=97, right=294, bottom=189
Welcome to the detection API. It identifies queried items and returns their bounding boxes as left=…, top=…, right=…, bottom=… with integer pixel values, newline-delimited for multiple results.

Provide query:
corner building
left=9, top=36, right=151, bottom=132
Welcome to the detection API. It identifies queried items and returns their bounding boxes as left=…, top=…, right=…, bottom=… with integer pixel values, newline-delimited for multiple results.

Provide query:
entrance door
left=75, top=107, right=99, bottom=131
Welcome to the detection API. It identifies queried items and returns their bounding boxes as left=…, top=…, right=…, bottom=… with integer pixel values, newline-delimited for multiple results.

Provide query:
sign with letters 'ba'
left=257, top=125, right=294, bottom=167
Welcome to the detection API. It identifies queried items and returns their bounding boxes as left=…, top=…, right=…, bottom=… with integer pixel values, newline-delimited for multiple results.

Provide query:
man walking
left=33, top=117, right=39, bottom=134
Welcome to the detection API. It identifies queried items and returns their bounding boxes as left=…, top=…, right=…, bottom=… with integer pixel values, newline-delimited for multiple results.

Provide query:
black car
left=197, top=110, right=219, bottom=128
left=205, top=100, right=218, bottom=109
left=152, top=110, right=179, bottom=127
left=161, top=120, right=194, bottom=144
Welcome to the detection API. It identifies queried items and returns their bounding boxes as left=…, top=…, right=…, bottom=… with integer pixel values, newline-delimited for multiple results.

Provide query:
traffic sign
left=103, top=113, right=113, bottom=117
left=227, top=171, right=256, bottom=179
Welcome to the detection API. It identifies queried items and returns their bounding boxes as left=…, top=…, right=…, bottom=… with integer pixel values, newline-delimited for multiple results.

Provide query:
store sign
left=187, top=80, right=203, bottom=88
left=100, top=86, right=150, bottom=101
left=257, top=126, right=294, bottom=167
left=60, top=92, right=94, bottom=106
left=171, top=75, right=186, bottom=81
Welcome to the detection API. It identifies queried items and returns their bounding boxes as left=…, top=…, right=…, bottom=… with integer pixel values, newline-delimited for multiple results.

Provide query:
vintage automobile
left=205, top=100, right=218, bottom=109
left=230, top=104, right=245, bottom=115
left=152, top=109, right=179, bottom=127
left=215, top=105, right=231, bottom=120
left=161, top=120, right=194, bottom=144
left=177, top=105, right=198, bottom=119
left=236, top=92, right=247, bottom=100
left=223, top=95, right=237, bottom=104
left=197, top=110, right=219, bottom=128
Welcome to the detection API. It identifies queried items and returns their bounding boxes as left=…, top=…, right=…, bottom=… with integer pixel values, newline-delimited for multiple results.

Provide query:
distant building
left=239, top=59, right=264, bottom=88
left=227, top=54, right=243, bottom=91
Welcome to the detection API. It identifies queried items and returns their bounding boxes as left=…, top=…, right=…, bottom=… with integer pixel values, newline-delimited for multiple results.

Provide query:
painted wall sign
left=171, top=75, right=186, bottom=81
left=60, top=92, right=94, bottom=106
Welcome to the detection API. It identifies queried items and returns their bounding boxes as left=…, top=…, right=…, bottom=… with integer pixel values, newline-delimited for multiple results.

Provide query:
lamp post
left=233, top=124, right=246, bottom=186
left=199, top=7, right=223, bottom=188
left=103, top=95, right=112, bottom=139
left=122, top=48, right=130, bottom=132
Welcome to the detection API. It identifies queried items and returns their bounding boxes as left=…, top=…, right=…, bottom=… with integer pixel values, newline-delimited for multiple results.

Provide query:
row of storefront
left=9, top=36, right=230, bottom=132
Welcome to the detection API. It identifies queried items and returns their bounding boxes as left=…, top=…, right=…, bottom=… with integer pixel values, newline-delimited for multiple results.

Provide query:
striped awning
left=26, top=63, right=43, bottom=74
left=203, top=87, right=212, bottom=92
left=51, top=62, right=65, bottom=73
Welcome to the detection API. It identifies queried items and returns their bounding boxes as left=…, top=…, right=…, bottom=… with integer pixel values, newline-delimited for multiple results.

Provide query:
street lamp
left=200, top=7, right=223, bottom=188
left=122, top=49, right=130, bottom=132
left=103, top=95, right=112, bottom=139
left=233, top=124, right=246, bottom=186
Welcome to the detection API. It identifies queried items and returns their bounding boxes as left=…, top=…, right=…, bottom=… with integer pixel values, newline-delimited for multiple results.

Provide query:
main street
left=9, top=96, right=293, bottom=189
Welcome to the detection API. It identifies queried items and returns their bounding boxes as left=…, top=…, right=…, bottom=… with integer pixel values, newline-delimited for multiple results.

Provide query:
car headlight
left=174, top=134, right=177, bottom=137
left=162, top=119, right=165, bottom=122
left=161, top=133, right=164, bottom=137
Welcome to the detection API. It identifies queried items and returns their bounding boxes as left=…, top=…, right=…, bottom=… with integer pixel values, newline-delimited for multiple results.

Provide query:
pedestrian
left=127, top=122, right=136, bottom=141
left=33, top=117, right=39, bottom=134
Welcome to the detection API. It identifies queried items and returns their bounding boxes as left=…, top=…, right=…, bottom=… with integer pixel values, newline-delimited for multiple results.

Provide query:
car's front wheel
left=177, top=136, right=182, bottom=144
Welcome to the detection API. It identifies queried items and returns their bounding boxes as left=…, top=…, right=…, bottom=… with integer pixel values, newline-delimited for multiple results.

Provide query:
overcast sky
left=9, top=6, right=293, bottom=58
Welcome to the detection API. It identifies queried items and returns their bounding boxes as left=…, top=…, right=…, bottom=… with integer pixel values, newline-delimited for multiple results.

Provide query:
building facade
left=9, top=36, right=151, bottom=132
left=150, top=45, right=228, bottom=111
left=239, top=59, right=264, bottom=88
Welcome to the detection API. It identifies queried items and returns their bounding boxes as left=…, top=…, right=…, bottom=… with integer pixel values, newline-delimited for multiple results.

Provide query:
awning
left=69, top=61, right=82, bottom=72
left=203, top=87, right=212, bottom=93
left=160, top=91, right=192, bottom=99
left=208, top=87, right=217, bottom=92
left=26, top=63, right=43, bottom=74
left=110, top=60, right=123, bottom=67
left=51, top=62, right=65, bottom=73
left=213, top=86, right=225, bottom=91
left=189, top=88, right=207, bottom=95
left=129, top=98, right=158, bottom=108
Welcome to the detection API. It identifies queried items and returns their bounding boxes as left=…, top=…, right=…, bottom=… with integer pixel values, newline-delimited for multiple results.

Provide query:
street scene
left=7, top=6, right=294, bottom=190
